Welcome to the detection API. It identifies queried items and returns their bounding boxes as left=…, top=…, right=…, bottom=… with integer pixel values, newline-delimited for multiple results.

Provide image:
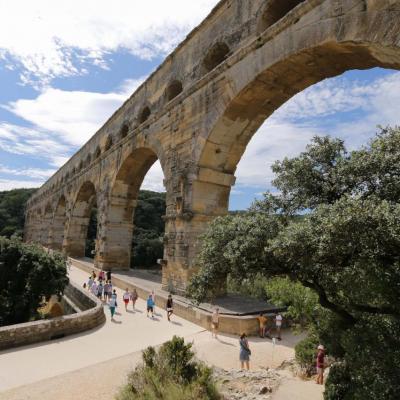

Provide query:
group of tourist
left=83, top=270, right=174, bottom=322
left=257, top=312, right=283, bottom=340
left=211, top=308, right=285, bottom=370
left=83, top=269, right=325, bottom=379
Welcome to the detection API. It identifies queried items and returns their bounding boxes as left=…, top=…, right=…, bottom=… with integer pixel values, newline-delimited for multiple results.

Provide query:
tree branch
left=351, top=303, right=400, bottom=316
left=302, top=280, right=357, bottom=325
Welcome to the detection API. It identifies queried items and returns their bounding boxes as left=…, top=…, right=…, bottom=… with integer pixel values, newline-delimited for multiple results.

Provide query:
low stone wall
left=0, top=281, right=105, bottom=351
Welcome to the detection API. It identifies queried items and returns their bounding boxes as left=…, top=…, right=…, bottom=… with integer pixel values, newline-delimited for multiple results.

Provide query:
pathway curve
left=0, top=266, right=203, bottom=392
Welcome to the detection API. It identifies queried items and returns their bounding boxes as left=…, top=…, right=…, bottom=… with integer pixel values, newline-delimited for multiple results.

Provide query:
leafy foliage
left=295, top=332, right=320, bottom=376
left=131, top=190, right=165, bottom=268
left=0, top=237, right=68, bottom=326
left=188, top=127, right=400, bottom=399
left=117, top=336, right=220, bottom=400
left=264, top=277, right=322, bottom=328
left=0, top=188, right=36, bottom=238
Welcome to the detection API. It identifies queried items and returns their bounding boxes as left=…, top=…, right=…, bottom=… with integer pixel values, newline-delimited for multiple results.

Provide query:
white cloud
left=0, top=179, right=42, bottom=191
left=141, top=161, right=165, bottom=192
left=0, top=165, right=55, bottom=180
left=0, top=0, right=219, bottom=84
left=4, top=77, right=146, bottom=147
left=234, top=71, right=400, bottom=191
left=235, top=119, right=318, bottom=189
left=0, top=122, right=72, bottom=166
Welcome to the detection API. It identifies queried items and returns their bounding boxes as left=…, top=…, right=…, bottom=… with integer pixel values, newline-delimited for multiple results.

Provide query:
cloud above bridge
left=233, top=70, right=400, bottom=199
left=0, top=0, right=219, bottom=86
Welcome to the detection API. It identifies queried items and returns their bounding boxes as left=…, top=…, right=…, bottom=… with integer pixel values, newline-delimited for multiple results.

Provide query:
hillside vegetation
left=0, top=187, right=165, bottom=268
left=0, top=188, right=37, bottom=238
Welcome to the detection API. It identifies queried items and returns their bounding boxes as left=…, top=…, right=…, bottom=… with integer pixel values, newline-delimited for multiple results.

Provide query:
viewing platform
left=70, top=257, right=285, bottom=335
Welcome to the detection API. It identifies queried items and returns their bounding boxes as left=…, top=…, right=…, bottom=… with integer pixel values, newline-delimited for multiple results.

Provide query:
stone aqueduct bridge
left=25, top=0, right=400, bottom=292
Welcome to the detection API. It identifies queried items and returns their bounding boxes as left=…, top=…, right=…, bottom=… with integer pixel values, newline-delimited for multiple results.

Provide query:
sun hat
left=318, top=344, right=325, bottom=350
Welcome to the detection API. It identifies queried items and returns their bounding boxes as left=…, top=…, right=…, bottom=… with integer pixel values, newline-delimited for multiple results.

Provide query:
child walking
left=147, top=294, right=155, bottom=318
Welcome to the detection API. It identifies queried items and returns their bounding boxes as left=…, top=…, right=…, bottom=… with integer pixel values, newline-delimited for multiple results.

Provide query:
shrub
left=295, top=333, right=320, bottom=376
left=324, top=361, right=352, bottom=400
left=117, top=336, right=220, bottom=400
left=0, top=237, right=68, bottom=326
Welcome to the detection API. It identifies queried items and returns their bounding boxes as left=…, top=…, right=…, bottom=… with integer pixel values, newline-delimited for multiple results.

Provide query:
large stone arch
left=96, top=147, right=164, bottom=270
left=49, top=195, right=67, bottom=251
left=64, top=181, right=98, bottom=257
left=24, top=0, right=400, bottom=292
left=195, top=0, right=400, bottom=215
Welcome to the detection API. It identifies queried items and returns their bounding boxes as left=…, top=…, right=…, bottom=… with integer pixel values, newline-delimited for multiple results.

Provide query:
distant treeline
left=0, top=188, right=37, bottom=238
left=0, top=187, right=165, bottom=268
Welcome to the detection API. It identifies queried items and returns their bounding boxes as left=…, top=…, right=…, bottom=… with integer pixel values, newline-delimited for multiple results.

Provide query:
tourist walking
left=97, top=282, right=104, bottom=300
left=147, top=294, right=155, bottom=318
left=316, top=345, right=325, bottom=384
left=211, top=308, right=220, bottom=338
left=91, top=280, right=98, bottom=296
left=91, top=270, right=96, bottom=280
left=239, top=333, right=251, bottom=370
left=109, top=296, right=117, bottom=320
left=107, top=281, right=113, bottom=300
left=98, top=268, right=105, bottom=282
left=123, top=288, right=130, bottom=311
left=275, top=313, right=283, bottom=340
left=88, top=276, right=94, bottom=291
left=166, top=294, right=173, bottom=321
left=257, top=313, right=268, bottom=338
left=103, top=280, right=110, bottom=301
left=131, top=288, right=138, bottom=310
left=151, top=290, right=156, bottom=313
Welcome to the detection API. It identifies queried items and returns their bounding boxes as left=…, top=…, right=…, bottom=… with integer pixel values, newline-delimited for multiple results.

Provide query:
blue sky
left=0, top=1, right=399, bottom=210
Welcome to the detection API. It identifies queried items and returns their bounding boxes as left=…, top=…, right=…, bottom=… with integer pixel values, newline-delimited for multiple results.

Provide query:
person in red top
left=316, top=344, right=325, bottom=384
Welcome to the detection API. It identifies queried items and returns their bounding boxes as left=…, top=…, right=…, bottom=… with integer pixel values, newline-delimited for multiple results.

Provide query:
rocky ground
left=214, top=367, right=281, bottom=400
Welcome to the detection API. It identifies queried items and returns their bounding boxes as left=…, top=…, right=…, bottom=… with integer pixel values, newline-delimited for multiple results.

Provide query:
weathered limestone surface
left=25, top=0, right=400, bottom=293
left=0, top=282, right=105, bottom=350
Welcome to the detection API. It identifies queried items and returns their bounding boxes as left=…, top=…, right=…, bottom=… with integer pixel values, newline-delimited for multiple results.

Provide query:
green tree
left=0, top=188, right=36, bottom=238
left=188, top=128, right=400, bottom=399
left=0, top=237, right=68, bottom=326
left=131, top=190, right=166, bottom=268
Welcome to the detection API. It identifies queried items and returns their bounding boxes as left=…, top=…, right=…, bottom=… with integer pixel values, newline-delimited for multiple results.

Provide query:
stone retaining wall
left=0, top=281, right=106, bottom=351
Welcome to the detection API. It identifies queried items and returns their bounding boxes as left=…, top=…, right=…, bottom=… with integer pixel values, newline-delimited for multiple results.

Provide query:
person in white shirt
left=275, top=313, right=283, bottom=340
left=123, top=289, right=130, bottom=311
left=91, top=281, right=98, bottom=296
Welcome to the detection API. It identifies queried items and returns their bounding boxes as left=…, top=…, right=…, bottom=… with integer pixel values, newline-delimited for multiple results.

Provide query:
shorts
left=123, top=299, right=129, bottom=304
left=212, top=322, right=219, bottom=329
left=167, top=307, right=173, bottom=312
left=147, top=306, right=154, bottom=312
